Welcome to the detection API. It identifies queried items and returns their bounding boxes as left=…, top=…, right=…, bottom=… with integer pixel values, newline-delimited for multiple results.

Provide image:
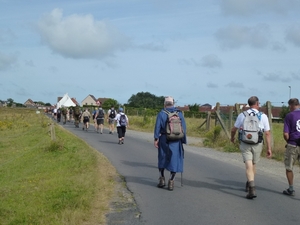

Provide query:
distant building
left=81, top=94, right=97, bottom=106
left=24, top=99, right=36, bottom=108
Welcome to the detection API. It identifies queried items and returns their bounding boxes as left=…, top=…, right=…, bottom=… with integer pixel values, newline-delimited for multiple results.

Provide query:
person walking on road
left=81, top=108, right=91, bottom=131
left=231, top=96, right=272, bottom=199
left=107, top=105, right=117, bottom=134
left=154, top=96, right=187, bottom=191
left=95, top=106, right=105, bottom=134
left=282, top=98, right=300, bottom=196
left=115, top=108, right=129, bottom=144
left=73, top=105, right=81, bottom=128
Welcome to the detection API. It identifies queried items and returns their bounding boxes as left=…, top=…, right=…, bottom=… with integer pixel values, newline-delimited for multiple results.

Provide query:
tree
left=188, top=103, right=200, bottom=112
left=102, top=98, right=119, bottom=109
left=127, top=92, right=164, bottom=108
left=279, top=105, right=289, bottom=119
left=7, top=98, right=14, bottom=107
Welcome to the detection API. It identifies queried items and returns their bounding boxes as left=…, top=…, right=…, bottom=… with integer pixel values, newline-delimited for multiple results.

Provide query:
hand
left=154, top=140, right=159, bottom=148
left=266, top=149, right=272, bottom=159
left=230, top=137, right=235, bottom=143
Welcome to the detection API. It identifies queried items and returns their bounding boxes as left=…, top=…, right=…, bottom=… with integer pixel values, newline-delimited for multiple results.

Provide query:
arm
left=230, top=127, right=238, bottom=143
left=264, top=130, right=272, bottom=158
left=283, top=132, right=289, bottom=142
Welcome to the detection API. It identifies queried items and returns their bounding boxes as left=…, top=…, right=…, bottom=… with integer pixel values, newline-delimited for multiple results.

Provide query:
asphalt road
left=59, top=119, right=300, bottom=225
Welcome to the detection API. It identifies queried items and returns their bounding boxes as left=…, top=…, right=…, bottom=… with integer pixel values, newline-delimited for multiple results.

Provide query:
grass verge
left=0, top=108, right=117, bottom=225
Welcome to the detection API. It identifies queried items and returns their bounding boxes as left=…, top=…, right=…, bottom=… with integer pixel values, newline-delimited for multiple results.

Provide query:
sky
left=1, top=0, right=300, bottom=107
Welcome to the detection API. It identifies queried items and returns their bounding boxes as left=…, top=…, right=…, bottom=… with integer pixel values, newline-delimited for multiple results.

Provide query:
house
left=0, top=100, right=7, bottom=107
left=24, top=99, right=36, bottom=108
left=81, top=94, right=97, bottom=106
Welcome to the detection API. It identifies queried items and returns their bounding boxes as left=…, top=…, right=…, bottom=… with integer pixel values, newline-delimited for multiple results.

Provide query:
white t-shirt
left=115, top=112, right=129, bottom=127
left=234, top=108, right=270, bottom=132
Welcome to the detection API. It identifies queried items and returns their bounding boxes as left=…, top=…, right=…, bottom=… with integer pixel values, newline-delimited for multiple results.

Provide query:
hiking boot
left=157, top=177, right=165, bottom=188
left=245, top=181, right=249, bottom=192
left=168, top=180, right=174, bottom=191
left=109, top=131, right=112, bottom=134
left=283, top=189, right=295, bottom=196
left=118, top=140, right=122, bottom=145
left=246, top=186, right=257, bottom=199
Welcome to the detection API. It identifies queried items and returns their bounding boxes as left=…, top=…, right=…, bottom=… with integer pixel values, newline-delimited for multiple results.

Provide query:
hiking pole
left=181, top=172, right=183, bottom=187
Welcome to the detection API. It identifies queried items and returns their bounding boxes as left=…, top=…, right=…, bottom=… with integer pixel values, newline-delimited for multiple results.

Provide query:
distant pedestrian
left=107, top=105, right=117, bottom=134
left=115, top=108, right=129, bottom=144
left=154, top=96, right=187, bottom=191
left=69, top=107, right=73, bottom=122
left=231, top=96, right=272, bottom=199
left=282, top=98, right=300, bottom=196
left=81, top=108, right=91, bottom=131
left=57, top=107, right=61, bottom=123
left=73, top=105, right=81, bottom=128
left=95, top=106, right=105, bottom=134
left=53, top=108, right=57, bottom=120
left=66, top=108, right=70, bottom=122
left=61, top=107, right=67, bottom=124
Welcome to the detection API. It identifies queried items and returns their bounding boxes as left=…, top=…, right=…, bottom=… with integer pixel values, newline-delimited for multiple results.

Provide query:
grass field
left=0, top=108, right=118, bottom=225
left=0, top=108, right=287, bottom=224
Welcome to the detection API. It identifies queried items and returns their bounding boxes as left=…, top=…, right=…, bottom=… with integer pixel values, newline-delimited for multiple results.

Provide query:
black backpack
left=97, top=109, right=104, bottom=119
left=109, top=109, right=116, bottom=119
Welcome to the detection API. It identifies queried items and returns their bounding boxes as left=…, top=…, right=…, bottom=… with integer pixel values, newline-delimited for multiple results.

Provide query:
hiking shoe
left=168, top=180, right=174, bottom=191
left=109, top=131, right=112, bottom=134
left=283, top=189, right=295, bottom=196
left=157, top=177, right=165, bottom=188
left=118, top=140, right=122, bottom=145
left=246, top=186, right=257, bottom=199
left=245, top=181, right=249, bottom=192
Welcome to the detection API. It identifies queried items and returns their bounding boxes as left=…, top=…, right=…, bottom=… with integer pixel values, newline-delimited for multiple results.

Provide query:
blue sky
left=1, top=0, right=300, bottom=107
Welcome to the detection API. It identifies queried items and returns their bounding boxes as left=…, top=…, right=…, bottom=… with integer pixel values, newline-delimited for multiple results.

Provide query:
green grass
left=0, top=108, right=117, bottom=225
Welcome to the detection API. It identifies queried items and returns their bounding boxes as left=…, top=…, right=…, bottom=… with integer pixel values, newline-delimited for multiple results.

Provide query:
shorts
left=83, top=116, right=89, bottom=124
left=96, top=118, right=104, bottom=125
left=108, top=118, right=115, bottom=125
left=239, top=141, right=263, bottom=164
left=284, top=144, right=300, bottom=171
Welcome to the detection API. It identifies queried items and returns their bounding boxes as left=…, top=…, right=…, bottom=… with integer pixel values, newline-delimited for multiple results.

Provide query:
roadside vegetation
left=0, top=108, right=117, bottom=225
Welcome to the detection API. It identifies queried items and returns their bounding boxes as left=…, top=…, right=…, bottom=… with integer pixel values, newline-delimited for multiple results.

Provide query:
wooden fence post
left=266, top=101, right=274, bottom=149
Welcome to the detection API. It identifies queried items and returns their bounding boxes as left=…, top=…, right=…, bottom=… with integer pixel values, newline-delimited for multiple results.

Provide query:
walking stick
left=181, top=172, right=183, bottom=187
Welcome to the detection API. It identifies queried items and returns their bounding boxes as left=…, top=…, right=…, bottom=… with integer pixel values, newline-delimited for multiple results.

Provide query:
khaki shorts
left=284, top=144, right=300, bottom=171
left=239, top=142, right=263, bottom=164
left=108, top=118, right=115, bottom=125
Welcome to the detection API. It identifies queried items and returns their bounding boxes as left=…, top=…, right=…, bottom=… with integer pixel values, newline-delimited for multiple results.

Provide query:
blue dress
left=154, top=107, right=187, bottom=173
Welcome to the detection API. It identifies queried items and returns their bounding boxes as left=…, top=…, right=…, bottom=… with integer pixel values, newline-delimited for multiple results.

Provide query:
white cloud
left=285, top=24, right=300, bottom=47
left=0, top=51, right=17, bottom=71
left=201, top=54, right=222, bottom=68
left=215, top=24, right=270, bottom=50
left=36, top=8, right=131, bottom=59
left=220, top=0, right=300, bottom=16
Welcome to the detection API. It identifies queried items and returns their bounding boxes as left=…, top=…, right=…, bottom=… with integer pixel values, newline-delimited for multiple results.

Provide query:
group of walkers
left=154, top=95, right=300, bottom=200
left=62, top=105, right=130, bottom=145
left=52, top=107, right=73, bottom=124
